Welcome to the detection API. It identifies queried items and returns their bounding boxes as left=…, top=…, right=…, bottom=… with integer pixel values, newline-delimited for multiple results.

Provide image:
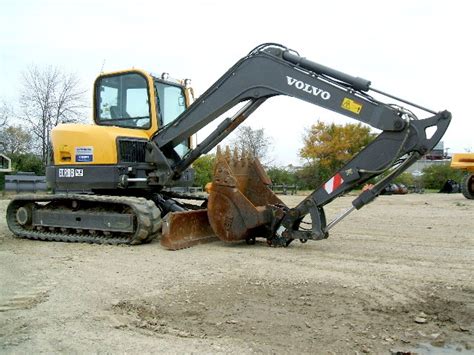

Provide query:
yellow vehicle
left=6, top=43, right=451, bottom=249
left=451, top=153, right=474, bottom=199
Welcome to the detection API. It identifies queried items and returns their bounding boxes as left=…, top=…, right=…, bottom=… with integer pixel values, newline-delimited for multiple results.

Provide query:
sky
left=0, top=0, right=472, bottom=165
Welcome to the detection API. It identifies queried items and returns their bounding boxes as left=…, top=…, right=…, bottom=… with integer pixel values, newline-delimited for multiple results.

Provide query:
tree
left=295, top=162, right=325, bottom=189
left=299, top=120, right=375, bottom=182
left=19, top=65, right=87, bottom=164
left=193, top=154, right=215, bottom=188
left=0, top=125, right=33, bottom=155
left=231, top=125, right=273, bottom=164
left=266, top=166, right=297, bottom=186
left=0, top=100, right=11, bottom=128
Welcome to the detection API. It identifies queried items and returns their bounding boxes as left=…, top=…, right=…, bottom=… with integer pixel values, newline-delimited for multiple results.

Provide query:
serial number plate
left=58, top=168, right=84, bottom=178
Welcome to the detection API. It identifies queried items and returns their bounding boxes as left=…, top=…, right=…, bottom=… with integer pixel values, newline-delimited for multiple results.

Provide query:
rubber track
left=6, top=194, right=162, bottom=245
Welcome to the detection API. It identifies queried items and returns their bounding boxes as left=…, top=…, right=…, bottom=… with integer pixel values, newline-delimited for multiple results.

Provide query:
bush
left=295, top=162, right=326, bottom=190
left=10, top=153, right=44, bottom=175
left=266, top=166, right=297, bottom=186
left=393, top=172, right=415, bottom=187
left=0, top=172, right=5, bottom=190
left=192, top=154, right=215, bottom=188
left=421, top=163, right=464, bottom=190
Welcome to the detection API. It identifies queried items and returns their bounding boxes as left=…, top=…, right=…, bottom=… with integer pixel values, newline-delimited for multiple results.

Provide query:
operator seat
left=110, top=106, right=130, bottom=119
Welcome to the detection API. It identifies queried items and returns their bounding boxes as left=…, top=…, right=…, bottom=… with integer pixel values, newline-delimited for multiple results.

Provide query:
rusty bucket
left=160, top=209, right=218, bottom=250
left=207, top=146, right=284, bottom=243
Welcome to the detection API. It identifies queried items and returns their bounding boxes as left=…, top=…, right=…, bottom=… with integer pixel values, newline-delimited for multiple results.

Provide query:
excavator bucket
left=160, top=146, right=284, bottom=249
left=207, top=146, right=285, bottom=243
left=160, top=209, right=218, bottom=250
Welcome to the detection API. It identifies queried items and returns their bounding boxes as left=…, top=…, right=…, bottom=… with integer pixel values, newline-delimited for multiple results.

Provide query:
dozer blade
left=160, top=209, right=218, bottom=250
left=207, top=146, right=285, bottom=243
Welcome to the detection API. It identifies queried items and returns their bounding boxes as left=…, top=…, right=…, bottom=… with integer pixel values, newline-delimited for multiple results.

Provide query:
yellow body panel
left=52, top=123, right=149, bottom=165
left=451, top=153, right=474, bottom=172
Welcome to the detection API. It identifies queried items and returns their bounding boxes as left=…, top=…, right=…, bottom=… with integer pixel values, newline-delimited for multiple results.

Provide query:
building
left=0, top=153, right=11, bottom=172
left=405, top=141, right=449, bottom=176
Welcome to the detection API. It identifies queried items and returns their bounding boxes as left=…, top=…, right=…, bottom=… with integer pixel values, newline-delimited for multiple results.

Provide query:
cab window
left=155, top=81, right=189, bottom=157
left=96, top=73, right=151, bottom=129
left=155, top=82, right=186, bottom=126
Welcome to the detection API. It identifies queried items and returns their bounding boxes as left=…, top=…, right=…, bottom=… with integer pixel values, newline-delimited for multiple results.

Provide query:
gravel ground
left=0, top=193, right=473, bottom=354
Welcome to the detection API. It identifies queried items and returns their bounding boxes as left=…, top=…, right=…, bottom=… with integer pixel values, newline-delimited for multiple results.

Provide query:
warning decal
left=341, top=98, right=363, bottom=114
left=324, top=173, right=344, bottom=194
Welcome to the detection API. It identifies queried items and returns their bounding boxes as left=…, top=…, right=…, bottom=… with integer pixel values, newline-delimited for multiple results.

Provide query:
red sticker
left=324, top=173, right=344, bottom=194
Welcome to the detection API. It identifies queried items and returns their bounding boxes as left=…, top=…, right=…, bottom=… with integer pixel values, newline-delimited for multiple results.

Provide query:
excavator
left=6, top=43, right=451, bottom=249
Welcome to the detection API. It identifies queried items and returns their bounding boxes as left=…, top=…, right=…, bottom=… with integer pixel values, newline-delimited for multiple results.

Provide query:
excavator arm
left=277, top=112, right=450, bottom=245
left=154, top=43, right=451, bottom=248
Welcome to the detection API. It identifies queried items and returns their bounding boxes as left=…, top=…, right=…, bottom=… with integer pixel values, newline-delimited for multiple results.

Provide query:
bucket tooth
left=213, top=151, right=237, bottom=187
left=238, top=149, right=245, bottom=167
left=233, top=147, right=239, bottom=164
left=224, top=146, right=231, bottom=163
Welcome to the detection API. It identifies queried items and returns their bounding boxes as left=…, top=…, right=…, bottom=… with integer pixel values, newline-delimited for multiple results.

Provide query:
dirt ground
left=0, top=193, right=473, bottom=354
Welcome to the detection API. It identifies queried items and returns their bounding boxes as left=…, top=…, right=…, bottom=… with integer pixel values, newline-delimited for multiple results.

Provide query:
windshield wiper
left=102, top=116, right=149, bottom=122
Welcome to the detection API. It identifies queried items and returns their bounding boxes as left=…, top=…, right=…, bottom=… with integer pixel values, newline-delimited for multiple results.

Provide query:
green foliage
left=393, top=172, right=415, bottom=187
left=295, top=162, right=325, bottom=189
left=192, top=154, right=215, bottom=188
left=421, top=163, right=464, bottom=189
left=266, top=166, right=297, bottom=186
left=0, top=173, right=5, bottom=190
left=10, top=153, right=45, bottom=175
left=267, top=163, right=330, bottom=190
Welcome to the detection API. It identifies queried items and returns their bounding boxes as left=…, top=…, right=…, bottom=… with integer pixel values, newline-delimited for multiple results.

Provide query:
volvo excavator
left=6, top=43, right=451, bottom=249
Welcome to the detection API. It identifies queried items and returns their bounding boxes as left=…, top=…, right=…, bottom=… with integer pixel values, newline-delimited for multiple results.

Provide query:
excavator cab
left=43, top=69, right=195, bottom=193
left=94, top=70, right=191, bottom=151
